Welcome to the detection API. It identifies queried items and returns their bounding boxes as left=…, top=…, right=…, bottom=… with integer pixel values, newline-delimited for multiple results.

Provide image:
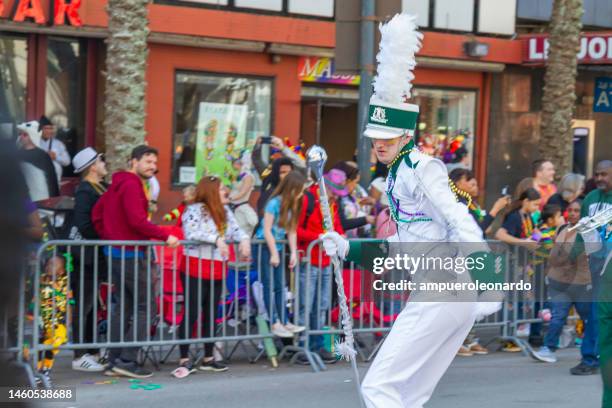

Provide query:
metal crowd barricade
left=18, top=238, right=313, bottom=379
left=504, top=244, right=549, bottom=355
left=4, top=236, right=556, bottom=381
left=296, top=239, right=550, bottom=370
left=0, top=258, right=35, bottom=386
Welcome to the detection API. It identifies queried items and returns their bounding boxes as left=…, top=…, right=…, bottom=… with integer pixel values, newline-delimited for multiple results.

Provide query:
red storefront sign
left=524, top=33, right=612, bottom=64
left=0, top=0, right=82, bottom=26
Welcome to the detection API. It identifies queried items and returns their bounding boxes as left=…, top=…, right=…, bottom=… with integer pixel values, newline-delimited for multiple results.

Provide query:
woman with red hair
left=172, top=176, right=250, bottom=378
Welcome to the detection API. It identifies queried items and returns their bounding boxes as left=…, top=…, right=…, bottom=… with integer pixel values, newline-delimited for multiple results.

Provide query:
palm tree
left=539, top=0, right=583, bottom=177
left=103, top=0, right=150, bottom=172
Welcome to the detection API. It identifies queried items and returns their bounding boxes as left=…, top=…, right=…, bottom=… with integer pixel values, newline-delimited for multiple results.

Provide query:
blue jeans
left=530, top=265, right=546, bottom=338
left=252, top=244, right=286, bottom=324
left=298, top=262, right=332, bottom=351
left=581, top=256, right=604, bottom=367
left=544, top=279, right=592, bottom=353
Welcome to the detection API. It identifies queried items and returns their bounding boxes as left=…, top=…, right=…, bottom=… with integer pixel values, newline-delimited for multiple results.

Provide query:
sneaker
left=317, top=348, right=338, bottom=364
left=37, top=369, right=53, bottom=389
left=199, top=359, right=228, bottom=372
left=271, top=322, right=294, bottom=338
left=457, top=345, right=474, bottom=357
left=284, top=322, right=306, bottom=334
left=171, top=360, right=196, bottom=379
left=570, top=362, right=599, bottom=376
left=72, top=354, right=105, bottom=372
left=501, top=342, right=522, bottom=352
left=98, top=354, right=111, bottom=369
left=469, top=343, right=489, bottom=355
left=531, top=346, right=557, bottom=363
left=111, top=361, right=153, bottom=379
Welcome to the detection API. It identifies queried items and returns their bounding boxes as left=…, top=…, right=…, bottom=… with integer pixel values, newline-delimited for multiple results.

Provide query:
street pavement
left=34, top=347, right=601, bottom=408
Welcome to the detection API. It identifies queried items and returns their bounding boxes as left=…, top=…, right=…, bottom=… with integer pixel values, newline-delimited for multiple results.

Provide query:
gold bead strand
left=448, top=179, right=472, bottom=208
left=387, top=148, right=414, bottom=169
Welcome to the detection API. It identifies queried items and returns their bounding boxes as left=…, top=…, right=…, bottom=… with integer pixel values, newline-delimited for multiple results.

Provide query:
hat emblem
left=371, top=107, right=388, bottom=124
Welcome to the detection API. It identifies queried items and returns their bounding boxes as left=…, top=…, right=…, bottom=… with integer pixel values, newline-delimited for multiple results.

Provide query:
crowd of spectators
left=14, top=119, right=611, bottom=389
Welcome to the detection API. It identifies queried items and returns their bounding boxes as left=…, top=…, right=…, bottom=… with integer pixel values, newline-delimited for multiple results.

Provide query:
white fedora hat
left=72, top=147, right=102, bottom=173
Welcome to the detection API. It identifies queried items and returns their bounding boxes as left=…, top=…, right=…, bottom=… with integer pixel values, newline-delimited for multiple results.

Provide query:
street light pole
left=356, top=0, right=375, bottom=188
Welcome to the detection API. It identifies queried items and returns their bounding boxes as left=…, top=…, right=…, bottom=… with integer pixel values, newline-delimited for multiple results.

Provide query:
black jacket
left=337, top=195, right=368, bottom=232
left=71, top=181, right=106, bottom=240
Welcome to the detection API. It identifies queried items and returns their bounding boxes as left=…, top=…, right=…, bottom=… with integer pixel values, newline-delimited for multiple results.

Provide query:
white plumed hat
left=364, top=14, right=423, bottom=140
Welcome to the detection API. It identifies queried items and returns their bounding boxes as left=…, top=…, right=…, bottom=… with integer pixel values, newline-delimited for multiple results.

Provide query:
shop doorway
left=300, top=98, right=358, bottom=169
left=0, top=33, right=103, bottom=177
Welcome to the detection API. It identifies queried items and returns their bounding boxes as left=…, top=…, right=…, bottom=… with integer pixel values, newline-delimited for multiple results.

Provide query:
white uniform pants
left=361, top=301, right=476, bottom=408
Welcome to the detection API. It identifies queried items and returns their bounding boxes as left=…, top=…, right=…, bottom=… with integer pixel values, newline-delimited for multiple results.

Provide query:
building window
left=236, top=0, right=282, bottom=11
left=179, top=0, right=228, bottom=4
left=288, top=0, right=334, bottom=17
left=172, top=71, right=273, bottom=185
left=412, top=87, right=477, bottom=169
left=45, top=36, right=88, bottom=176
left=0, top=34, right=28, bottom=139
left=157, top=0, right=335, bottom=18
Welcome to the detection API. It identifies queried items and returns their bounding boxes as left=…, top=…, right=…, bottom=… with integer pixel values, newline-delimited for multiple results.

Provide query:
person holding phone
left=252, top=135, right=306, bottom=181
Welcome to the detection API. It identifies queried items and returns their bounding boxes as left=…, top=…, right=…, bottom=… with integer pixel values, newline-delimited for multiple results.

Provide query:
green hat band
left=367, top=104, right=418, bottom=131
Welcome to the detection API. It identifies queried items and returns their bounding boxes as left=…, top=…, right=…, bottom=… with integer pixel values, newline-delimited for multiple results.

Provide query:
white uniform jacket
left=386, top=149, right=485, bottom=245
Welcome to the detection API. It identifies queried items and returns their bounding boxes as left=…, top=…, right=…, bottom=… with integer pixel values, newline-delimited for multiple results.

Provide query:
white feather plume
left=372, top=13, right=423, bottom=104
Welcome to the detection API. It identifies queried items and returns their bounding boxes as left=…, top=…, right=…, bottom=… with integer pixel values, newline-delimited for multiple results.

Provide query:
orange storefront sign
left=0, top=0, right=82, bottom=26
left=298, top=57, right=360, bottom=85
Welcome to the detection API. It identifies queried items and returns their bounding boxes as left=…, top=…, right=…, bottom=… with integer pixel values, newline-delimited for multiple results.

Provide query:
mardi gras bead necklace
left=386, top=139, right=416, bottom=175
left=385, top=140, right=432, bottom=224
left=388, top=147, right=414, bottom=169
left=521, top=212, right=534, bottom=238
left=469, top=202, right=484, bottom=222
left=448, top=180, right=485, bottom=221
left=40, top=274, right=70, bottom=333
left=448, top=179, right=472, bottom=208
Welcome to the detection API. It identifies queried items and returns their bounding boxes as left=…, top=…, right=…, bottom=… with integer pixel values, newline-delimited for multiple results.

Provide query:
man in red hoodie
left=296, top=170, right=345, bottom=365
left=92, top=145, right=179, bottom=378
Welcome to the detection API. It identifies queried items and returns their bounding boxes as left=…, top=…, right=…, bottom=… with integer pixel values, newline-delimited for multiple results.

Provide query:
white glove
left=578, top=217, right=603, bottom=255
left=575, top=216, right=593, bottom=232
left=582, top=230, right=603, bottom=255
left=320, top=231, right=349, bottom=259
